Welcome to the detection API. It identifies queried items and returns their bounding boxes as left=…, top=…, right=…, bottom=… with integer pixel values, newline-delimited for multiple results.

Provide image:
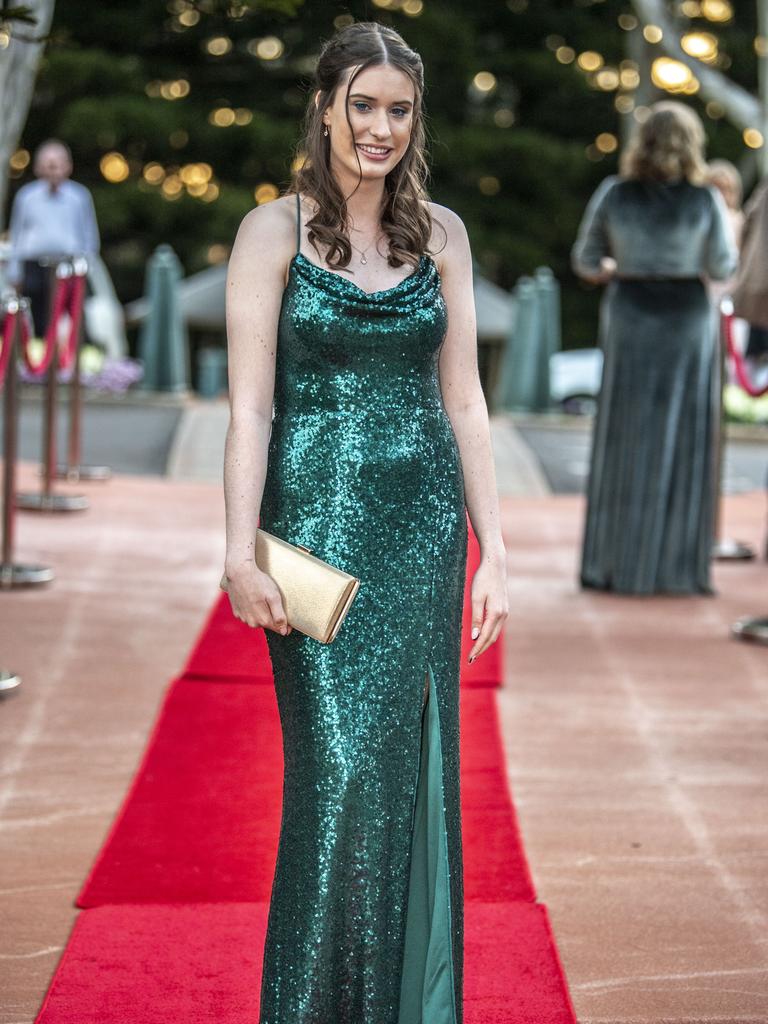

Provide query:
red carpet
left=37, top=528, right=576, bottom=1022
left=76, top=680, right=533, bottom=907
left=36, top=902, right=572, bottom=1024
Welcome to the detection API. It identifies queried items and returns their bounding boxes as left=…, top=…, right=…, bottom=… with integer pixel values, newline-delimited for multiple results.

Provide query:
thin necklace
left=349, top=236, right=383, bottom=266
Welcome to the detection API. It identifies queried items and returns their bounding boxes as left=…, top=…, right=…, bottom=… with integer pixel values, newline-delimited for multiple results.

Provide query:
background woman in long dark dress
left=571, top=101, right=738, bottom=595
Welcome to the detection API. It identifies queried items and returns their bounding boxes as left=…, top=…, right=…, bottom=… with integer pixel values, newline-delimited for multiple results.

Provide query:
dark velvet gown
left=572, top=176, right=738, bottom=594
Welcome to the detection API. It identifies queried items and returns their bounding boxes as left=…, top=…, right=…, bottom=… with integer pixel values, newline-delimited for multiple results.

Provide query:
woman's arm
left=704, top=185, right=739, bottom=281
left=432, top=203, right=509, bottom=663
left=571, top=175, right=618, bottom=284
left=223, top=198, right=294, bottom=632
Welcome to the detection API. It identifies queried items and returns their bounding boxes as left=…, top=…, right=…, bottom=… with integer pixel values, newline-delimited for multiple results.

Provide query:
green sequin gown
left=258, top=192, right=468, bottom=1024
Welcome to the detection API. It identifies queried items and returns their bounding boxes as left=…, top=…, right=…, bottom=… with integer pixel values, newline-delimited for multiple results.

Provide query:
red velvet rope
left=20, top=275, right=73, bottom=377
left=722, top=311, right=768, bottom=399
left=0, top=305, right=26, bottom=387
left=57, top=272, right=87, bottom=373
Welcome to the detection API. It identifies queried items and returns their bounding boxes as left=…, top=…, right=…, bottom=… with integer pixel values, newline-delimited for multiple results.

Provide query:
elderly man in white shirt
left=8, top=138, right=100, bottom=335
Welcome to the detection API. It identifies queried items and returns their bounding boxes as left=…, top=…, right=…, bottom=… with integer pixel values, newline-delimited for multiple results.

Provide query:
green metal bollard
left=495, top=276, right=540, bottom=412
left=533, top=266, right=561, bottom=411
left=137, top=244, right=190, bottom=392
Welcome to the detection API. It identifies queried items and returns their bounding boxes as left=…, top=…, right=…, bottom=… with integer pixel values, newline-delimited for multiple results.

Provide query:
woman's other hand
left=468, top=557, right=509, bottom=663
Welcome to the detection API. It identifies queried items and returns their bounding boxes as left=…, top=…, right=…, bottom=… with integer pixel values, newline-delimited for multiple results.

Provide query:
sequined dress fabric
left=258, top=193, right=467, bottom=1024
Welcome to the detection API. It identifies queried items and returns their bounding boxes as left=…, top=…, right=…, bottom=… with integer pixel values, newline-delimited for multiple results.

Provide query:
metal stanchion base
left=731, top=616, right=768, bottom=645
left=50, top=463, right=112, bottom=482
left=712, top=539, right=756, bottom=561
left=14, top=491, right=89, bottom=512
left=0, top=562, right=55, bottom=588
left=0, top=670, right=22, bottom=694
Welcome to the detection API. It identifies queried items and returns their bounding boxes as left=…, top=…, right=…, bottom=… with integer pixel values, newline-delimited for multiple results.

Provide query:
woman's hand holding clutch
left=222, top=562, right=293, bottom=635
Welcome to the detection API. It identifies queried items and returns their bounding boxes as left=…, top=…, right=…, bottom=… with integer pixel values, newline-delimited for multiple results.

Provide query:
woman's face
left=320, top=63, right=415, bottom=182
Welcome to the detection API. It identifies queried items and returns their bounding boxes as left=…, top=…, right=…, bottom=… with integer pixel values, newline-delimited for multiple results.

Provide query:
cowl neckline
left=289, top=250, right=440, bottom=304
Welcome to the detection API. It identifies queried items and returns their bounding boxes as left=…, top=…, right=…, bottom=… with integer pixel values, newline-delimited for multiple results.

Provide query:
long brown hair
left=619, top=101, right=708, bottom=185
left=289, top=21, right=439, bottom=271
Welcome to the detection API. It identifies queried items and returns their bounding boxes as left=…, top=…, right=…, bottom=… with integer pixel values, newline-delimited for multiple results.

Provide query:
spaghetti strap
left=295, top=191, right=301, bottom=256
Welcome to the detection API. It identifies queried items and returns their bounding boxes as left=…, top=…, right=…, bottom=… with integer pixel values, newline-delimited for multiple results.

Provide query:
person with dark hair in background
left=7, top=138, right=100, bottom=337
left=572, top=101, right=738, bottom=595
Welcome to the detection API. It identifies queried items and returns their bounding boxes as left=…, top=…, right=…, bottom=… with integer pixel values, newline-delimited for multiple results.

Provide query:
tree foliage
left=6, top=0, right=758, bottom=346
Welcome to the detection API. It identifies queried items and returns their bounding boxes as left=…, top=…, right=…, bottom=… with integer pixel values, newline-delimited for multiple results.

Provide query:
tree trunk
left=630, top=0, right=760, bottom=130
left=0, top=0, right=57, bottom=228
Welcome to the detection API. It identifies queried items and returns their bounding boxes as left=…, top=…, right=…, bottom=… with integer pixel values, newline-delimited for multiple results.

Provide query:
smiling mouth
left=356, top=144, right=392, bottom=156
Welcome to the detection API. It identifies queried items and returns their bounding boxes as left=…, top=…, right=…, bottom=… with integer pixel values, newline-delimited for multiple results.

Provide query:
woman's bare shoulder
left=423, top=200, right=470, bottom=276
left=231, top=194, right=298, bottom=269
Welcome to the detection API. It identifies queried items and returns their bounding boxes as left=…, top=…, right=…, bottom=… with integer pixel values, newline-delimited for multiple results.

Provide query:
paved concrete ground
left=1, top=397, right=767, bottom=1023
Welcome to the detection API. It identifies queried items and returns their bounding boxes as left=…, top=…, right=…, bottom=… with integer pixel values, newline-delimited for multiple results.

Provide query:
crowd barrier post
left=732, top=616, right=768, bottom=646
left=1, top=294, right=55, bottom=695
left=712, top=299, right=755, bottom=561
left=49, top=255, right=111, bottom=483
left=15, top=257, right=89, bottom=513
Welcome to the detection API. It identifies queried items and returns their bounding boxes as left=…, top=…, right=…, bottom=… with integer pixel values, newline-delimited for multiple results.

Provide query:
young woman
left=572, top=101, right=738, bottom=595
left=222, top=21, right=508, bottom=1023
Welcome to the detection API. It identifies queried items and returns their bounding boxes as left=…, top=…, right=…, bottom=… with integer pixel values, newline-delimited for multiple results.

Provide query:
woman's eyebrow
left=349, top=93, right=414, bottom=106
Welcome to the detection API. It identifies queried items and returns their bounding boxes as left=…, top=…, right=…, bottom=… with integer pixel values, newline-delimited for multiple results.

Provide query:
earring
left=323, top=125, right=329, bottom=137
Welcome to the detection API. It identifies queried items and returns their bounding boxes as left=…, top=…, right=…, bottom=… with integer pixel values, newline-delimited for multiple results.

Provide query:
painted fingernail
left=471, top=626, right=479, bottom=639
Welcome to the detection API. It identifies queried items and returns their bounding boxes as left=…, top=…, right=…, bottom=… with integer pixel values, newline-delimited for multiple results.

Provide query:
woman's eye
left=351, top=101, right=408, bottom=117
left=392, top=107, right=408, bottom=117
left=352, top=102, right=370, bottom=112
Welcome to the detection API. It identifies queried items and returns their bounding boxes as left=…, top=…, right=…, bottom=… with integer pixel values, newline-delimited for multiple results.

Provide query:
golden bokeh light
left=743, top=128, right=764, bottom=149
left=681, top=31, right=718, bottom=62
left=248, top=36, right=284, bottom=60
left=651, top=57, right=695, bottom=92
left=472, top=71, right=497, bottom=93
left=595, top=67, right=620, bottom=90
left=209, top=107, right=236, bottom=127
left=595, top=132, right=618, bottom=153
left=161, top=174, right=183, bottom=197
left=493, top=108, right=515, bottom=127
left=180, top=163, right=213, bottom=186
left=100, top=152, right=129, bottom=183
left=555, top=46, right=575, bottom=64
left=643, top=24, right=663, bottom=44
left=207, top=244, right=230, bottom=264
left=701, top=0, right=732, bottom=22
left=254, top=182, right=280, bottom=205
left=142, top=162, right=165, bottom=185
left=478, top=176, right=500, bottom=196
left=206, top=36, right=232, bottom=56
left=9, top=149, right=30, bottom=171
left=577, top=51, right=603, bottom=72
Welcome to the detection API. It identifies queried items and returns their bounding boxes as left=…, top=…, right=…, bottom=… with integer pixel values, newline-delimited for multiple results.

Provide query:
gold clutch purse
left=219, top=528, right=361, bottom=644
